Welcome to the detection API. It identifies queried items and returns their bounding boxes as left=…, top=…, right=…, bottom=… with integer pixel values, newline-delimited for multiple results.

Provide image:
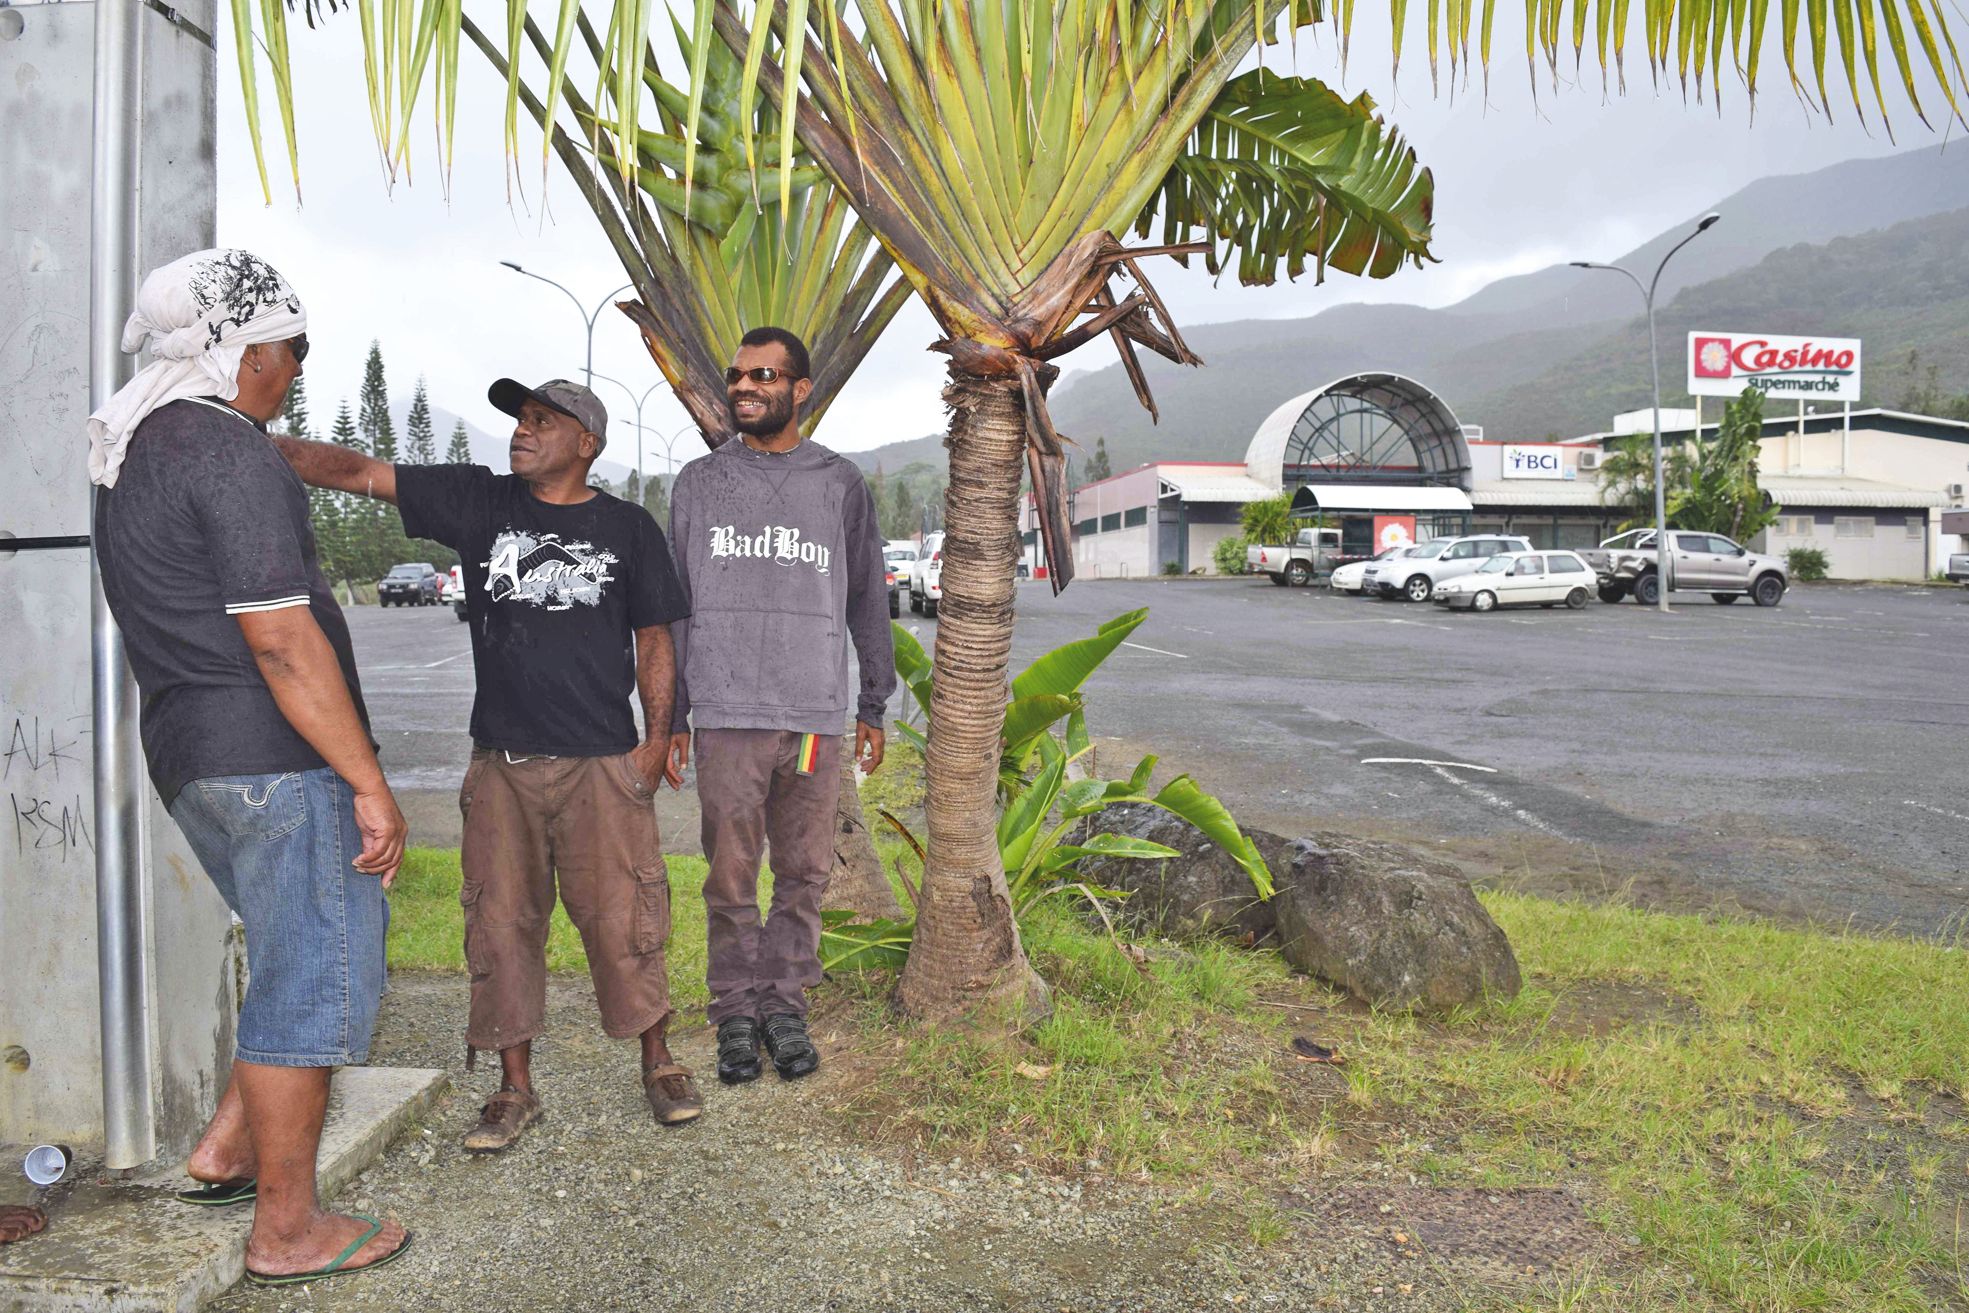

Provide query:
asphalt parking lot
left=348, top=577, right=1969, bottom=938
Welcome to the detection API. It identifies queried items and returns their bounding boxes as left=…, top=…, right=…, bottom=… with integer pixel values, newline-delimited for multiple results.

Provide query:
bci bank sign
left=1501, top=445, right=1568, bottom=479
left=1687, top=331, right=1862, bottom=402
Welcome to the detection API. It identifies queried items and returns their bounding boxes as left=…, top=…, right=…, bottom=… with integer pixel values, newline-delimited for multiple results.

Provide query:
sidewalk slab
left=0, top=1066, right=447, bottom=1313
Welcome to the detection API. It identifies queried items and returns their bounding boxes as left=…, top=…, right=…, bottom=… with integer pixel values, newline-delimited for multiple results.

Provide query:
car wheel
left=1597, top=585, right=1627, bottom=605
left=1751, top=573, right=1786, bottom=607
left=1472, top=590, right=1497, bottom=612
left=909, top=592, right=921, bottom=614
left=1566, top=587, right=1589, bottom=610
left=1404, top=575, right=1432, bottom=603
left=1285, top=561, right=1312, bottom=587
left=925, top=597, right=939, bottom=618
left=889, top=595, right=900, bottom=618
left=1267, top=573, right=1288, bottom=587
left=454, top=604, right=468, bottom=622
left=1711, top=593, right=1740, bottom=605
left=1634, top=572, right=1661, bottom=606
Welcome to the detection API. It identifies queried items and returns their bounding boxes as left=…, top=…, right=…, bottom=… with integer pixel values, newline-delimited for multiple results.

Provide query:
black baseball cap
left=489, top=377, right=608, bottom=448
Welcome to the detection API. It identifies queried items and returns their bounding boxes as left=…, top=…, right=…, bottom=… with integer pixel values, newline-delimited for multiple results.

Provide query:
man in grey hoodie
left=665, top=326, right=896, bottom=1084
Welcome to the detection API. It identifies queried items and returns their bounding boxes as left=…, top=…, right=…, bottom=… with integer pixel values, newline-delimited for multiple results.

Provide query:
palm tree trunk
left=823, top=742, right=902, bottom=919
left=895, top=370, right=1049, bottom=1025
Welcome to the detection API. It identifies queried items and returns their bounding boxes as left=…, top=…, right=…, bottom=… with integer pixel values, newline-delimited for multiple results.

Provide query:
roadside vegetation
left=386, top=793, right=1969, bottom=1311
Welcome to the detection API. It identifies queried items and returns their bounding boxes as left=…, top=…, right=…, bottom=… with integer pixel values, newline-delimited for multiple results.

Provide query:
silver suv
left=1365, top=535, right=1535, bottom=602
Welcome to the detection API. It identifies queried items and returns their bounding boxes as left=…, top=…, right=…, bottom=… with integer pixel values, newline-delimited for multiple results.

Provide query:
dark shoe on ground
left=760, top=1012, right=820, bottom=1080
left=715, top=1017, right=762, bottom=1085
left=176, top=1177, right=257, bottom=1207
left=462, top=1087, right=543, bottom=1153
left=643, top=1063, right=704, bottom=1126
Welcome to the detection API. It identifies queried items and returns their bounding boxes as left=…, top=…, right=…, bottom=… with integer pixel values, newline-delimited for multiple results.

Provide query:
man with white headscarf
left=90, top=249, right=412, bottom=1287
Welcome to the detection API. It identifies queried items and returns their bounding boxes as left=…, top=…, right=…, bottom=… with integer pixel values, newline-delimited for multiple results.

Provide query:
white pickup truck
left=1244, top=527, right=1342, bottom=586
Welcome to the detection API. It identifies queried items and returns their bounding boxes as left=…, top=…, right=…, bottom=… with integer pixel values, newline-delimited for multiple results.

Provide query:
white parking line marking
left=1119, top=641, right=1188, bottom=658
left=1425, top=764, right=1566, bottom=836
left=1904, top=800, right=1969, bottom=825
left=1361, top=757, right=1499, bottom=773
left=423, top=651, right=472, bottom=668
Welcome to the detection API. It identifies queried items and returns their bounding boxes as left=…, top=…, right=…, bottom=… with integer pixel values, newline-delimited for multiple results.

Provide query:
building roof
left=1760, top=475, right=1951, bottom=508
left=1289, top=483, right=1475, bottom=515
left=1245, top=373, right=1471, bottom=490
left=1156, top=468, right=1278, bottom=503
left=1581, top=407, right=1969, bottom=446
left=1468, top=480, right=1614, bottom=508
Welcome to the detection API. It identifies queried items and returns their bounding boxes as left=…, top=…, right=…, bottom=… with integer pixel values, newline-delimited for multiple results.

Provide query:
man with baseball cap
left=273, top=375, right=701, bottom=1150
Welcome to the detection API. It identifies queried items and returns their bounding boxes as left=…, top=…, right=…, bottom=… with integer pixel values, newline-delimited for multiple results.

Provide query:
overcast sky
left=216, top=7, right=1955, bottom=465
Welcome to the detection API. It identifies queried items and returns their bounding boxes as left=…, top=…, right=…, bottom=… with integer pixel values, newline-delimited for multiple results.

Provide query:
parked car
left=1364, top=535, right=1533, bottom=602
left=884, top=543, right=918, bottom=619
left=908, top=532, right=944, bottom=617
left=443, top=565, right=468, bottom=621
left=1582, top=529, right=1788, bottom=606
left=1245, top=526, right=1342, bottom=586
left=377, top=562, right=441, bottom=607
left=1329, top=543, right=1418, bottom=595
left=1432, top=551, right=1598, bottom=612
left=1943, top=550, right=1969, bottom=587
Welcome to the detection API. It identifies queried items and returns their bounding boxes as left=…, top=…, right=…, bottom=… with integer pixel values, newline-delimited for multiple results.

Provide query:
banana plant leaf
left=818, top=910, right=914, bottom=972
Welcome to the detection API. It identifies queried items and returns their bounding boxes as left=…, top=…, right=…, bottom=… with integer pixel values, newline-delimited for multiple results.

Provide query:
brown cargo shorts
left=458, top=747, right=671, bottom=1055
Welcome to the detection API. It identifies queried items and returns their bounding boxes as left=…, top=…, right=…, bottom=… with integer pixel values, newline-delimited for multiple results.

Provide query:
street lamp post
left=588, top=369, right=665, bottom=495
left=497, top=260, right=634, bottom=389
left=1571, top=212, right=1721, bottom=615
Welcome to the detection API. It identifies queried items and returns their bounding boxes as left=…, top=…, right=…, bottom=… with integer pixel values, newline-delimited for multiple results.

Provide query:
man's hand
left=664, top=732, right=692, bottom=789
left=854, top=722, right=885, bottom=775
left=630, top=737, right=666, bottom=791
left=352, top=786, right=408, bottom=887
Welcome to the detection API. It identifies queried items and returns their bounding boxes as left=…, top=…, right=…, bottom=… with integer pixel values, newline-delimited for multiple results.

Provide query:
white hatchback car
left=1432, top=550, right=1598, bottom=612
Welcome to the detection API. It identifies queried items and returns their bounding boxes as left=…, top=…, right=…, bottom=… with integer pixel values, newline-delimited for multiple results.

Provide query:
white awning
left=1156, top=469, right=1278, bottom=504
left=1759, top=476, right=1949, bottom=508
left=1291, top=483, right=1473, bottom=513
left=1468, top=480, right=1615, bottom=509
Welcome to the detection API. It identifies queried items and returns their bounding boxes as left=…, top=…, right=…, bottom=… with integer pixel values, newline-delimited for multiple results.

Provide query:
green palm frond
left=1143, top=70, right=1435, bottom=286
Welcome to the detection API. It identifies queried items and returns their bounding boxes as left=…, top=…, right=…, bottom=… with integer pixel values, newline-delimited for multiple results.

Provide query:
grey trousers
left=695, top=728, right=842, bottom=1024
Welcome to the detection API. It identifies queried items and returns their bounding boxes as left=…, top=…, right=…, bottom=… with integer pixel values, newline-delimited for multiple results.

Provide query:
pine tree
left=1083, top=436, right=1113, bottom=484
left=886, top=476, right=915, bottom=539
left=643, top=473, right=669, bottom=527
left=277, top=375, right=311, bottom=440
left=358, top=341, right=397, bottom=462
left=330, top=400, right=361, bottom=450
left=623, top=470, right=642, bottom=506
left=446, top=418, right=472, bottom=464
left=405, top=377, right=437, bottom=464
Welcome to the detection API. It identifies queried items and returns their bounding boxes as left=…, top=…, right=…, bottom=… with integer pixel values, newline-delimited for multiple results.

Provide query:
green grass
left=384, top=841, right=1969, bottom=1309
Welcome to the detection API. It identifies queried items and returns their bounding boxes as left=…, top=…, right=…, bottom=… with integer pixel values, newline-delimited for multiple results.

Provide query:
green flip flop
left=175, top=1178, right=256, bottom=1207
left=244, top=1214, right=413, bottom=1287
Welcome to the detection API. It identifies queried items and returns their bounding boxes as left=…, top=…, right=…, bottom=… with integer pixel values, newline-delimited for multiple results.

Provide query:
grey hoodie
left=667, top=437, right=895, bottom=734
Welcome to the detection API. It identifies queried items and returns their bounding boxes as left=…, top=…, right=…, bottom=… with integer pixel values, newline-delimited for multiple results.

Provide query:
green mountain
left=847, top=143, right=1969, bottom=476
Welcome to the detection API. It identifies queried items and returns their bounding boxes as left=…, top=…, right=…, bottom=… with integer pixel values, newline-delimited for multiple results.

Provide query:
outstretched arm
left=271, top=436, right=398, bottom=504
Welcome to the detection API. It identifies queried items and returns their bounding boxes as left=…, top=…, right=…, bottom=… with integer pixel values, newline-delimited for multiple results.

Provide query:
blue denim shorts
left=169, top=767, right=389, bottom=1067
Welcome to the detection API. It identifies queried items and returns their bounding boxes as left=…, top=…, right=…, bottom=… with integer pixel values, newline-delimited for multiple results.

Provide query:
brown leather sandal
left=462, top=1088, right=544, bottom=1153
left=643, top=1063, right=704, bottom=1127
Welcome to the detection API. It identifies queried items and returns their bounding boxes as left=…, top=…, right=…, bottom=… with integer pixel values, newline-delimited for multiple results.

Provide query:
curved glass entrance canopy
left=1245, top=373, right=1473, bottom=492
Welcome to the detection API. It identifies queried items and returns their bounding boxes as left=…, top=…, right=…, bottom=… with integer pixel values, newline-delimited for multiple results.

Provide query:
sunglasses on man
left=288, top=334, right=311, bottom=366
left=724, top=366, right=799, bottom=385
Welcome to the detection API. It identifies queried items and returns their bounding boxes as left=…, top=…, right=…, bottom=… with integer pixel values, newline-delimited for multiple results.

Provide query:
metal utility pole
left=91, top=0, right=154, bottom=1170
left=497, top=262, right=632, bottom=389
left=1572, top=212, right=1721, bottom=614
left=587, top=370, right=665, bottom=495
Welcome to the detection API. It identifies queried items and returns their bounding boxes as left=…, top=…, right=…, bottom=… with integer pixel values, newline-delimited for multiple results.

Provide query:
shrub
left=1161, top=560, right=1182, bottom=576
left=1786, top=546, right=1829, bottom=582
left=1211, top=535, right=1249, bottom=576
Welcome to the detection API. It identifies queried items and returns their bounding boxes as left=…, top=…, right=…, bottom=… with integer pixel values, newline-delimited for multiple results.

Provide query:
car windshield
left=884, top=549, right=915, bottom=563
left=387, top=566, right=422, bottom=577
left=1477, top=556, right=1511, bottom=574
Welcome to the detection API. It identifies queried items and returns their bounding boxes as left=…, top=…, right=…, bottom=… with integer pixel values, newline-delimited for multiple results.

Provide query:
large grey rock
left=1271, top=833, right=1521, bottom=1012
left=1077, top=804, right=1280, bottom=945
left=1080, top=806, right=1520, bottom=1012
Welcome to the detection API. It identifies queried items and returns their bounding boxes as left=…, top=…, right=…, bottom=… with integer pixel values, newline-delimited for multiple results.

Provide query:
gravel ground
left=208, top=975, right=1606, bottom=1313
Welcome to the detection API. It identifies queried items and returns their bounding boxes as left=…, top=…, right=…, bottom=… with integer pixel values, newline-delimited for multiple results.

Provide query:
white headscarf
left=85, top=248, right=308, bottom=487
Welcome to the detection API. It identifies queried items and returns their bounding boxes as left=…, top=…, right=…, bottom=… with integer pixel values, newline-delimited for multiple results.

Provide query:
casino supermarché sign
left=1687, top=331, right=1862, bottom=402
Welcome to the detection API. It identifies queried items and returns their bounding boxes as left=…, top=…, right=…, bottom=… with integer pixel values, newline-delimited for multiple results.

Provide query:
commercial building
left=1025, top=371, right=1967, bottom=582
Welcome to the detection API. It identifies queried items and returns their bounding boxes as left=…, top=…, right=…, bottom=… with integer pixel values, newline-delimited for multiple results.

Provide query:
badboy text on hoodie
left=707, top=524, right=831, bottom=575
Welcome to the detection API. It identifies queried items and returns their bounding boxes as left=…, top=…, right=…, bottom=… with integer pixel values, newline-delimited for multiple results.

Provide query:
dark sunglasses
left=287, top=334, right=310, bottom=366
left=725, top=365, right=799, bottom=385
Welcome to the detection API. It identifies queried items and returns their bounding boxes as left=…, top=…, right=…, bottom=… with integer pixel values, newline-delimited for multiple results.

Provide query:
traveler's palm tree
left=235, top=0, right=1959, bottom=1021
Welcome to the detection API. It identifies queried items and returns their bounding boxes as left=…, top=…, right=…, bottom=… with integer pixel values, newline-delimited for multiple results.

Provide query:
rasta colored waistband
left=795, top=732, right=820, bottom=776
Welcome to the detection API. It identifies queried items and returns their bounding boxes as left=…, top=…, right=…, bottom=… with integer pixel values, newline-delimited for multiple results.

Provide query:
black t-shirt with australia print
left=395, top=465, right=689, bottom=756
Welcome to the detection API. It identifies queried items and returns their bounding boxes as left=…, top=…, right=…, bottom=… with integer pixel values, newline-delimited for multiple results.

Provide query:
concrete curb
left=0, top=1066, right=447, bottom=1313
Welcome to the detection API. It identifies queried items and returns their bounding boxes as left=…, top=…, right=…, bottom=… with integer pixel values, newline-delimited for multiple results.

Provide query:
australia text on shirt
left=485, top=531, right=617, bottom=610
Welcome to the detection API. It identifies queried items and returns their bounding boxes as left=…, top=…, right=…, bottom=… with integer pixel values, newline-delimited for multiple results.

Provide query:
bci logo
left=1508, top=450, right=1561, bottom=473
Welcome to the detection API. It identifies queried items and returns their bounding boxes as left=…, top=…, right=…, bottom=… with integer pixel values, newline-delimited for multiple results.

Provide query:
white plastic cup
left=23, top=1144, right=71, bottom=1186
